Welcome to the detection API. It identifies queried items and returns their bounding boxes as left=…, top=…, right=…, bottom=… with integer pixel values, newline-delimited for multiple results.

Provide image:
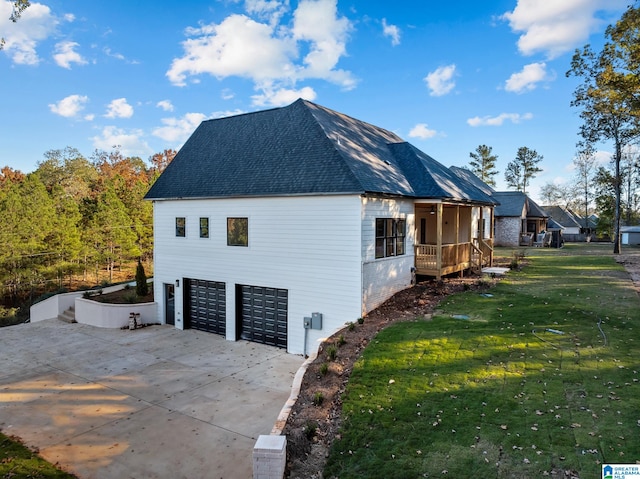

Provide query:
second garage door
left=237, top=285, right=287, bottom=349
left=185, top=279, right=226, bottom=335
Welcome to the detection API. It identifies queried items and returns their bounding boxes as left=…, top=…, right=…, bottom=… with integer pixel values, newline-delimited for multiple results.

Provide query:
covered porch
left=414, top=202, right=494, bottom=279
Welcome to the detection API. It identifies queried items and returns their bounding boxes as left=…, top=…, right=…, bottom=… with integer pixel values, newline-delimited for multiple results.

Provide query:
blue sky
left=0, top=0, right=630, bottom=202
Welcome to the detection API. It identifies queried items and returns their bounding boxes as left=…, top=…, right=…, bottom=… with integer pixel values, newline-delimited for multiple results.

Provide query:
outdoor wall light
left=430, top=205, right=435, bottom=215
left=175, top=279, right=180, bottom=287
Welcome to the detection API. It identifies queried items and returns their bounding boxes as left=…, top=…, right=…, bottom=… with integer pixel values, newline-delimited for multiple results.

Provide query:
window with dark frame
left=375, top=218, right=406, bottom=259
left=175, top=217, right=186, bottom=237
left=227, top=217, right=248, bottom=246
left=199, top=217, right=209, bottom=238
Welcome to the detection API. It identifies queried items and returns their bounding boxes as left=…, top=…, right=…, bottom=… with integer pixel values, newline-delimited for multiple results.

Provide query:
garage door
left=185, top=279, right=226, bottom=335
left=237, top=285, right=287, bottom=349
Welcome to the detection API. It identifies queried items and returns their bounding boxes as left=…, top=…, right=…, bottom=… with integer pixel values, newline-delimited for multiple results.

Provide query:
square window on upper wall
left=176, top=217, right=186, bottom=237
left=227, top=217, right=248, bottom=246
left=200, top=217, right=209, bottom=238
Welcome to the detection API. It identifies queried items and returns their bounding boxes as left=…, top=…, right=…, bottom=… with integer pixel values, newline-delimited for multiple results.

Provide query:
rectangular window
left=176, top=217, right=186, bottom=237
left=227, top=217, right=248, bottom=246
left=199, top=217, right=209, bottom=238
left=375, top=218, right=406, bottom=259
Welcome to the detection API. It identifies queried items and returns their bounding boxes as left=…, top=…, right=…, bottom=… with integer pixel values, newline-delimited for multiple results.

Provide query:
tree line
left=0, top=147, right=176, bottom=315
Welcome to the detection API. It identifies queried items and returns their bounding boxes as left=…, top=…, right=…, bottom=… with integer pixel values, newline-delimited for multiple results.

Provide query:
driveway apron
left=0, top=320, right=303, bottom=479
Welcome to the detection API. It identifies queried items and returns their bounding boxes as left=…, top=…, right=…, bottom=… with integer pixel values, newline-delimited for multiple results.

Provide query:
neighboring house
left=492, top=191, right=548, bottom=247
left=145, top=99, right=496, bottom=354
left=542, top=205, right=594, bottom=242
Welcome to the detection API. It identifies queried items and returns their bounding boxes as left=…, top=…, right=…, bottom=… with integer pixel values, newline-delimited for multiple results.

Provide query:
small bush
left=326, top=345, right=337, bottom=361
left=337, top=334, right=346, bottom=347
left=319, top=362, right=329, bottom=376
left=82, top=291, right=93, bottom=299
left=357, top=317, right=365, bottom=324
left=347, top=321, right=355, bottom=331
left=312, top=391, right=324, bottom=406
left=303, top=421, right=317, bottom=440
left=123, top=292, right=138, bottom=304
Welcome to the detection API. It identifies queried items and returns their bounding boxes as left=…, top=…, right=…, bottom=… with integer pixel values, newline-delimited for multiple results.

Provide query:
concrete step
left=58, top=308, right=76, bottom=323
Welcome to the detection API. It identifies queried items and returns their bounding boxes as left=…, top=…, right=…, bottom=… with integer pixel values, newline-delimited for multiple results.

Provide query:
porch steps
left=58, top=306, right=77, bottom=323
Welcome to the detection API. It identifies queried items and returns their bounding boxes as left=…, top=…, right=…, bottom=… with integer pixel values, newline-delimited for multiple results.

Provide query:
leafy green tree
left=48, top=187, right=83, bottom=288
left=0, top=174, right=55, bottom=301
left=468, top=144, right=499, bottom=187
left=567, top=3, right=640, bottom=253
left=87, top=185, right=139, bottom=283
left=504, top=147, right=543, bottom=193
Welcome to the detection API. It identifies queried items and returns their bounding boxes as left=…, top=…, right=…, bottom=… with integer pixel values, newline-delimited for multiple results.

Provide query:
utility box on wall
left=311, top=312, right=322, bottom=330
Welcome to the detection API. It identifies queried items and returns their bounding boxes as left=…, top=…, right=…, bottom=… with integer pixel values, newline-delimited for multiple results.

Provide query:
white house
left=145, top=100, right=496, bottom=355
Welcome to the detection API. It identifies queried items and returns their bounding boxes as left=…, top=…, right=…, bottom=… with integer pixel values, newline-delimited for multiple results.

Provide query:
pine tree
left=135, top=259, right=148, bottom=297
left=469, top=144, right=499, bottom=186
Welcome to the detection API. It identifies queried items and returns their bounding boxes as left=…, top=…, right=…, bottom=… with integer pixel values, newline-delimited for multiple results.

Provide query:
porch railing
left=415, top=239, right=493, bottom=277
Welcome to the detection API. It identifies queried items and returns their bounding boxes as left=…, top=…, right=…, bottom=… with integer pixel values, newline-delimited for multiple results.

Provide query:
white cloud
left=91, top=126, right=152, bottom=157
left=502, top=0, right=628, bottom=59
left=251, top=84, right=316, bottom=107
left=467, top=112, right=533, bottom=127
left=167, top=0, right=355, bottom=99
left=0, top=1, right=58, bottom=65
left=245, top=0, right=289, bottom=26
left=292, top=0, right=354, bottom=87
left=105, top=98, right=134, bottom=119
left=53, top=41, right=87, bottom=69
left=221, top=88, right=235, bottom=100
left=382, top=18, right=400, bottom=46
left=152, top=112, right=207, bottom=143
left=504, top=62, right=551, bottom=93
left=167, top=14, right=296, bottom=86
left=156, top=100, right=174, bottom=112
left=408, top=123, right=437, bottom=140
left=49, top=94, right=89, bottom=118
left=424, top=64, right=456, bottom=97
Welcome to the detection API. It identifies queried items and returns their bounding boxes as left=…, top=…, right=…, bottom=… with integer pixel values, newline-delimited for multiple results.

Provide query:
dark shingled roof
left=449, top=166, right=496, bottom=196
left=541, top=205, right=582, bottom=229
left=493, top=191, right=548, bottom=218
left=145, top=99, right=495, bottom=205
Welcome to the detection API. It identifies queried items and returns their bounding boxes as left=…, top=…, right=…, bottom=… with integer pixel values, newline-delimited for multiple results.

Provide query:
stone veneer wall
left=494, top=217, right=522, bottom=247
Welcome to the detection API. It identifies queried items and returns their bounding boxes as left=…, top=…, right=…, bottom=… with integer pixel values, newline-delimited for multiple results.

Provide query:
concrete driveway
left=0, top=319, right=303, bottom=478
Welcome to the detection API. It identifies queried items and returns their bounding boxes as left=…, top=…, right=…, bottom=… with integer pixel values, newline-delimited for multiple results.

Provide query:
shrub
left=123, top=292, right=138, bottom=304
left=319, top=362, right=329, bottom=376
left=326, top=345, right=337, bottom=361
left=357, top=317, right=365, bottom=324
left=337, top=334, right=346, bottom=347
left=82, top=291, right=93, bottom=299
left=136, top=259, right=149, bottom=297
left=303, top=421, right=317, bottom=440
left=312, top=391, right=324, bottom=406
left=347, top=321, right=355, bottom=331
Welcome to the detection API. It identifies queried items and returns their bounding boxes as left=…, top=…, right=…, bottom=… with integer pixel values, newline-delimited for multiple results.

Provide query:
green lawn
left=325, top=244, right=640, bottom=478
left=0, top=431, right=77, bottom=478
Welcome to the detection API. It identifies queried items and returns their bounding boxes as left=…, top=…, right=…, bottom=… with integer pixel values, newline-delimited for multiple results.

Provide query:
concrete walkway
left=0, top=320, right=304, bottom=479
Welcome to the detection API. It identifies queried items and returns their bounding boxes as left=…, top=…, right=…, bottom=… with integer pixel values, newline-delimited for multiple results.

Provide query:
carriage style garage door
left=185, top=279, right=226, bottom=336
left=236, top=285, right=288, bottom=349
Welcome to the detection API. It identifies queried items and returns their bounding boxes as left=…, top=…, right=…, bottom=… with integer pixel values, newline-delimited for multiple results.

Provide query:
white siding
left=152, top=195, right=363, bottom=355
left=361, top=197, right=415, bottom=313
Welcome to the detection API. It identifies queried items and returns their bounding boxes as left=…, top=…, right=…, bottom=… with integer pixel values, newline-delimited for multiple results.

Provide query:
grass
left=0, top=431, right=77, bottom=478
left=324, top=244, right=640, bottom=478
